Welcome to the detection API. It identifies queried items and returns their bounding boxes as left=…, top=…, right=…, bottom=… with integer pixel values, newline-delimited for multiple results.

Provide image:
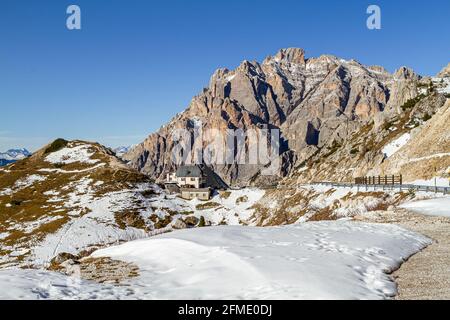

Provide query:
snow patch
left=0, top=232, right=9, bottom=240
left=226, top=74, right=236, bottom=82
left=90, top=222, right=430, bottom=300
left=45, top=145, right=100, bottom=165
left=382, top=133, right=411, bottom=158
left=14, top=174, right=47, bottom=190
left=0, top=222, right=429, bottom=300
left=406, top=177, right=449, bottom=187
left=399, top=197, right=450, bottom=217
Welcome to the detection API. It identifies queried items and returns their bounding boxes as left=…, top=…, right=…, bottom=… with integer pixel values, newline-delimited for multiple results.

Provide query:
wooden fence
left=311, top=175, right=449, bottom=194
left=355, top=175, right=402, bottom=185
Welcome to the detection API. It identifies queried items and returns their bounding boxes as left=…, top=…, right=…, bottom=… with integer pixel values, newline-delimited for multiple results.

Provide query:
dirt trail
left=356, top=209, right=450, bottom=300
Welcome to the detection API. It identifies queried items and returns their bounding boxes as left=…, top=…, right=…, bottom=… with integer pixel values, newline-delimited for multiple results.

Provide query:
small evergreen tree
left=198, top=216, right=206, bottom=227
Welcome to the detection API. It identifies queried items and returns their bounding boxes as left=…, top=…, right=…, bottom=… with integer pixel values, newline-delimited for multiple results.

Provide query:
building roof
left=201, top=165, right=228, bottom=190
left=176, top=165, right=203, bottom=178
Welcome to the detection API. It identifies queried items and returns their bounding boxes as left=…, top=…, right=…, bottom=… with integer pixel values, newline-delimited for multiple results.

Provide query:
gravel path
left=356, top=209, right=450, bottom=300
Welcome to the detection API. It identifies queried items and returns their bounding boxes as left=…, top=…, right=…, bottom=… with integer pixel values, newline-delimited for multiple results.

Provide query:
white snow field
left=0, top=222, right=430, bottom=300
left=0, top=269, right=131, bottom=300
left=406, top=177, right=450, bottom=187
left=382, top=133, right=411, bottom=158
left=44, top=144, right=100, bottom=165
left=399, top=197, right=450, bottom=217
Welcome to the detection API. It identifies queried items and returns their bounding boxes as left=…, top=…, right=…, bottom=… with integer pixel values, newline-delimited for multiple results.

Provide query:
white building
left=166, top=165, right=209, bottom=200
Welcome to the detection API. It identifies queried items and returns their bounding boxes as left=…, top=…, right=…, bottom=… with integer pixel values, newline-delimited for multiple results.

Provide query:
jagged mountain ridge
left=124, top=48, right=446, bottom=186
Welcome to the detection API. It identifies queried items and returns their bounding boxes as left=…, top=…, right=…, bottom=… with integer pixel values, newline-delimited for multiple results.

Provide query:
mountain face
left=125, top=48, right=448, bottom=187
left=0, top=149, right=31, bottom=166
left=437, top=63, right=450, bottom=78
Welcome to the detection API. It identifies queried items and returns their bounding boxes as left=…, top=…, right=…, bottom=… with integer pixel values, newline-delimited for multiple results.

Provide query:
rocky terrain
left=124, top=48, right=450, bottom=187
left=355, top=208, right=450, bottom=300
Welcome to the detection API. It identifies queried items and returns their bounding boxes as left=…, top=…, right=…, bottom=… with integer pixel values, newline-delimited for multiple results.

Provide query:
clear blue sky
left=1, top=0, right=449, bottom=151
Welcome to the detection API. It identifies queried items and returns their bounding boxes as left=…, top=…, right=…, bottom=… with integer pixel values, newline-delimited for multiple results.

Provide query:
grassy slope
left=0, top=140, right=151, bottom=267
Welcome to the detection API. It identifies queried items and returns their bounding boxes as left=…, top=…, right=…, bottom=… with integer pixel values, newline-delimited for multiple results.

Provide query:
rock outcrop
left=437, top=63, right=450, bottom=78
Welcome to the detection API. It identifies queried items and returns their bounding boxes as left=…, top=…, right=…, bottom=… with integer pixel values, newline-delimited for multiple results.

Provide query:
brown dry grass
left=0, top=140, right=151, bottom=267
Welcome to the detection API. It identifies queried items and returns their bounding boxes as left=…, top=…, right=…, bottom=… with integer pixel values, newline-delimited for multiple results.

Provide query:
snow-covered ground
left=0, top=222, right=430, bottom=300
left=406, top=177, right=449, bottom=187
left=432, top=77, right=450, bottom=94
left=31, top=183, right=152, bottom=267
left=295, top=184, right=448, bottom=221
left=45, top=144, right=100, bottom=165
left=27, top=185, right=264, bottom=267
left=382, top=133, right=411, bottom=158
left=0, top=268, right=130, bottom=299
left=143, top=187, right=264, bottom=226
left=186, top=188, right=265, bottom=224
left=399, top=197, right=450, bottom=218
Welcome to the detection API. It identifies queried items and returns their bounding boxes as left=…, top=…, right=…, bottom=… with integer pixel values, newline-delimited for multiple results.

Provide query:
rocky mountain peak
left=367, top=65, right=389, bottom=74
left=123, top=48, right=450, bottom=188
left=394, top=66, right=419, bottom=80
left=437, top=62, right=450, bottom=78
left=272, top=48, right=306, bottom=65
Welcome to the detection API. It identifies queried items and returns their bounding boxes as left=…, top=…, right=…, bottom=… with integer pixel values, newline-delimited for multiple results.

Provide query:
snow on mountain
left=0, top=140, right=155, bottom=268
left=113, top=146, right=130, bottom=157
left=45, top=145, right=101, bottom=165
left=382, top=133, right=411, bottom=158
left=0, top=148, right=31, bottom=161
left=406, top=177, right=450, bottom=187
left=0, top=222, right=430, bottom=299
left=432, top=77, right=450, bottom=94
left=0, top=139, right=267, bottom=268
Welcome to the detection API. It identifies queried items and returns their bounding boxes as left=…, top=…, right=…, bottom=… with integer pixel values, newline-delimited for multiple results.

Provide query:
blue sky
left=1, top=0, right=449, bottom=151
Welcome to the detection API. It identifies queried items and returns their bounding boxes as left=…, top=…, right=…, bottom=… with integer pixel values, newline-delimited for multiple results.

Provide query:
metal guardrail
left=307, top=181, right=450, bottom=195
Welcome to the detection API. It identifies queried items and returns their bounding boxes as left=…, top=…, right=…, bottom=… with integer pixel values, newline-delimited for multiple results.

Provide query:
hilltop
left=0, top=139, right=264, bottom=268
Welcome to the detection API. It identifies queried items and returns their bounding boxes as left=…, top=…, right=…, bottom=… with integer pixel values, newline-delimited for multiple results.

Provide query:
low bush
left=422, top=113, right=432, bottom=121
left=198, top=216, right=206, bottom=227
left=236, top=195, right=249, bottom=205
left=400, top=94, right=425, bottom=111
left=44, top=138, right=68, bottom=154
left=196, top=202, right=221, bottom=210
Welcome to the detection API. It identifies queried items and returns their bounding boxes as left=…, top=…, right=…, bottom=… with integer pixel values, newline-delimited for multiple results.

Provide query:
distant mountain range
left=0, top=148, right=31, bottom=166
left=113, top=146, right=131, bottom=158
